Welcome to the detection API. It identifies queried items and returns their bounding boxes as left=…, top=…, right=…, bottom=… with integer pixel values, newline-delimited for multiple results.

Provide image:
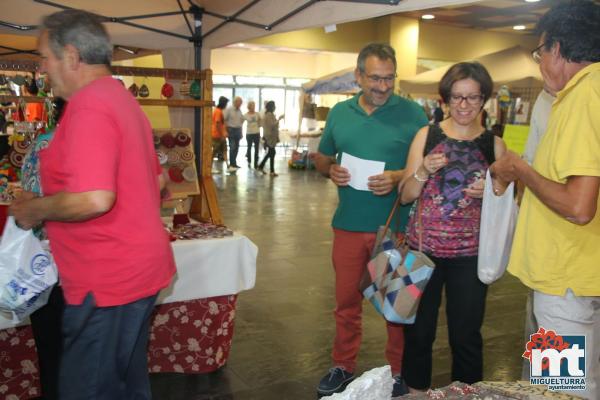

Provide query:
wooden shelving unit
left=0, top=60, right=222, bottom=224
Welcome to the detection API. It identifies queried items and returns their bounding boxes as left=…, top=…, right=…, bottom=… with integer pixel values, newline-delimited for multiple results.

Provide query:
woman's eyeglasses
left=449, top=94, right=483, bottom=105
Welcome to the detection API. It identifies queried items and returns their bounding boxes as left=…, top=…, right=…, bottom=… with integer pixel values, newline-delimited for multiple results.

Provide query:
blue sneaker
left=392, top=374, right=409, bottom=397
left=317, top=367, right=355, bottom=396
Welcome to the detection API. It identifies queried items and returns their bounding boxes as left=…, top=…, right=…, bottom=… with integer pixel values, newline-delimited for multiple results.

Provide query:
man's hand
left=490, top=151, right=523, bottom=182
left=329, top=164, right=350, bottom=187
left=368, top=170, right=400, bottom=196
left=9, top=195, right=41, bottom=230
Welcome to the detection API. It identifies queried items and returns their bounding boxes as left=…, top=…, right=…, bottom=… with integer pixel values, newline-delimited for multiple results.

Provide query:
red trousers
left=331, top=229, right=405, bottom=375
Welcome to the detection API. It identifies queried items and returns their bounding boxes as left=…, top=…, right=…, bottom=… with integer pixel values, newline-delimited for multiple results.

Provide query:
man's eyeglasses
left=531, top=43, right=545, bottom=64
left=364, top=74, right=396, bottom=85
left=449, top=94, right=484, bottom=105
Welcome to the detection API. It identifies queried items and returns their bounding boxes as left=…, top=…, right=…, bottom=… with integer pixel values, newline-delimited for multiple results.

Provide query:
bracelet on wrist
left=413, top=170, right=429, bottom=182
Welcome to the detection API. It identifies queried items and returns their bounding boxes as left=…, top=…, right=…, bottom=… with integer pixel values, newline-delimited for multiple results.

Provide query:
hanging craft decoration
left=180, top=72, right=190, bottom=96
left=189, top=79, right=201, bottom=100
left=161, top=70, right=174, bottom=98
left=128, top=82, right=139, bottom=97
left=139, top=77, right=150, bottom=98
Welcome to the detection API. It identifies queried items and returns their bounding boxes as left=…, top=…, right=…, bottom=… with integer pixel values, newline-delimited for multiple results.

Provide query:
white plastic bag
left=0, top=217, right=58, bottom=322
left=478, top=169, right=519, bottom=284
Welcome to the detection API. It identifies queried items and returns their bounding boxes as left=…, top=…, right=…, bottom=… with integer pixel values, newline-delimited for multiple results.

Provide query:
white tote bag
left=0, top=217, right=58, bottom=322
left=478, top=169, right=519, bottom=284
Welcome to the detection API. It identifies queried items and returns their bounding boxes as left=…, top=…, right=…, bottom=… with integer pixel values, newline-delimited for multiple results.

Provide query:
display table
left=0, top=234, right=257, bottom=399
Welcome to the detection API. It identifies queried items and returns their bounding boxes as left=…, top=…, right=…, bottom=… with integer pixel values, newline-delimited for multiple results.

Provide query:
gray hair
left=42, top=9, right=113, bottom=66
left=356, top=43, right=397, bottom=73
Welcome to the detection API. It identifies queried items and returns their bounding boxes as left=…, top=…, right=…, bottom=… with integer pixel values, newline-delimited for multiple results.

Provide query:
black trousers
left=245, top=133, right=260, bottom=167
left=30, top=285, right=65, bottom=400
left=402, top=255, right=487, bottom=389
left=258, top=145, right=276, bottom=173
left=227, top=127, right=242, bottom=167
left=59, top=292, right=158, bottom=400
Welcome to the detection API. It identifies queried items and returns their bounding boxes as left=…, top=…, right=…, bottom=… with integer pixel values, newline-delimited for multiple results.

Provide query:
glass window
left=213, top=75, right=234, bottom=84
left=285, top=78, right=310, bottom=87
left=261, top=88, right=286, bottom=118
left=284, top=89, right=300, bottom=131
left=213, top=87, right=233, bottom=105
left=236, top=76, right=284, bottom=86
left=234, top=87, right=260, bottom=108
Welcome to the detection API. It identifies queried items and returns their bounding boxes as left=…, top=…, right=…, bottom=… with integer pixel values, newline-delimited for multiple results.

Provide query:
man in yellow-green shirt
left=491, top=2, right=600, bottom=398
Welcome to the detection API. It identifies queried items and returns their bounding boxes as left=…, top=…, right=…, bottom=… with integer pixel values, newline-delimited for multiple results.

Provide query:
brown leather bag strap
left=417, top=200, right=424, bottom=252
left=382, top=196, right=424, bottom=251
left=382, top=195, right=402, bottom=237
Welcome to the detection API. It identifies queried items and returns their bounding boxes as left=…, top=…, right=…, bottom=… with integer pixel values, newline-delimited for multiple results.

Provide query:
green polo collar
left=348, top=91, right=402, bottom=115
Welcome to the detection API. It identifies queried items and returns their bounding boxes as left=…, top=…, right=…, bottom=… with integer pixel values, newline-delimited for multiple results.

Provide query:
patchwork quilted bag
left=360, top=197, right=435, bottom=324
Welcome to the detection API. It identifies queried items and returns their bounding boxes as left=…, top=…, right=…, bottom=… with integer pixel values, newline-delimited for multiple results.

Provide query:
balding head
left=233, top=97, right=242, bottom=109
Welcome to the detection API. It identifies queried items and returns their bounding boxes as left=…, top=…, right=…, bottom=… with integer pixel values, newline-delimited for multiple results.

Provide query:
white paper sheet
left=340, top=152, right=385, bottom=191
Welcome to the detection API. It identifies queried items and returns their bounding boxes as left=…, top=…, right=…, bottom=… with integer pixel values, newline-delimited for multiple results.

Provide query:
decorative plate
left=182, top=166, right=196, bottom=182
left=160, top=132, right=176, bottom=148
left=175, top=131, right=191, bottom=147
left=180, top=150, right=194, bottom=162
left=157, top=150, right=168, bottom=165
left=168, top=166, right=184, bottom=183
left=167, top=150, right=180, bottom=164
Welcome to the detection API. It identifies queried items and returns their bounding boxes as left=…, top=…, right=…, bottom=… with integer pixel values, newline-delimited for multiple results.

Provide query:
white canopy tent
left=399, top=46, right=543, bottom=95
left=301, top=67, right=359, bottom=96
left=293, top=66, right=360, bottom=149
left=0, top=0, right=482, bottom=57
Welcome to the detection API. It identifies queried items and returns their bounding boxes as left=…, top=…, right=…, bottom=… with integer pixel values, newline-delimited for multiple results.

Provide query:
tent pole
left=191, top=5, right=203, bottom=174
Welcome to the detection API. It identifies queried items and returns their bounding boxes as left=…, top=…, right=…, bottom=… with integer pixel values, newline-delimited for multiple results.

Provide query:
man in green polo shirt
left=315, top=43, right=428, bottom=397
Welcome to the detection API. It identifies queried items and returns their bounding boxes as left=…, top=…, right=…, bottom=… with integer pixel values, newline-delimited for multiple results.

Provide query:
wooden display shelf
left=111, top=65, right=207, bottom=80
left=0, top=95, right=213, bottom=108
left=0, top=59, right=222, bottom=225
left=0, top=95, right=46, bottom=103
left=0, top=61, right=208, bottom=81
left=138, top=98, right=213, bottom=107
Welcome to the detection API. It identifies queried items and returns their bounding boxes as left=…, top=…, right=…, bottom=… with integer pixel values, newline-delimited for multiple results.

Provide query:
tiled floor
left=150, top=154, right=530, bottom=399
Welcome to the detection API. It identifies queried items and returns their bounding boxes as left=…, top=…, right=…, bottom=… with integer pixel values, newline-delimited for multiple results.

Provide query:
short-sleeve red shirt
left=39, top=76, right=175, bottom=306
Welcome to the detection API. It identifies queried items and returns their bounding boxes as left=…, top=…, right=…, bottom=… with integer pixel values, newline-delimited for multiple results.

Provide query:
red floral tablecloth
left=0, top=295, right=237, bottom=399
left=148, top=295, right=237, bottom=373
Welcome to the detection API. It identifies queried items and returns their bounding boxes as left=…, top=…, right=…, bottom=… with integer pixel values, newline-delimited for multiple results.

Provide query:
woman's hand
left=368, top=170, right=400, bottom=196
left=421, top=153, right=447, bottom=176
left=463, top=178, right=485, bottom=198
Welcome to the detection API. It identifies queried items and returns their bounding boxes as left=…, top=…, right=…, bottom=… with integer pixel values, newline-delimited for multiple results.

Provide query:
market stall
left=399, top=46, right=543, bottom=95
left=0, top=56, right=251, bottom=398
left=287, top=67, right=359, bottom=168
left=0, top=233, right=257, bottom=399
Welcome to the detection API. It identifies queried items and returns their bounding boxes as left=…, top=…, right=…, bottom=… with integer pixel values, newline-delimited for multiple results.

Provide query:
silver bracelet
left=413, top=171, right=428, bottom=182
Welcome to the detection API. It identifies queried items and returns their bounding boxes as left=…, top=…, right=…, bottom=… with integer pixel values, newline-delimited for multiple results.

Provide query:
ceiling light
left=525, top=0, right=541, bottom=3
left=421, top=14, right=435, bottom=20
left=324, top=24, right=337, bottom=33
left=116, top=46, right=137, bottom=55
left=513, top=25, right=526, bottom=30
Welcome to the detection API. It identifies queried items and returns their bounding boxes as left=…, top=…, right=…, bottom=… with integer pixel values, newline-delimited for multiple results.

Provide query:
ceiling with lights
left=401, top=0, right=599, bottom=34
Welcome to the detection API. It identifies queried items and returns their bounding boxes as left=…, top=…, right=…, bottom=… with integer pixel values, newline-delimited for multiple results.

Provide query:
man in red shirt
left=211, top=96, right=229, bottom=163
left=11, top=9, right=176, bottom=399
